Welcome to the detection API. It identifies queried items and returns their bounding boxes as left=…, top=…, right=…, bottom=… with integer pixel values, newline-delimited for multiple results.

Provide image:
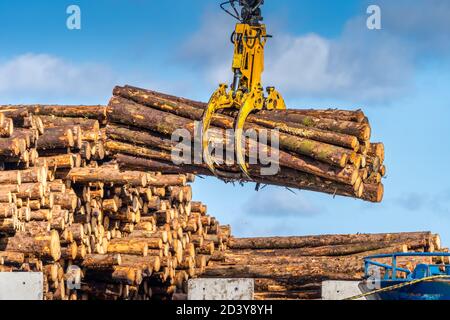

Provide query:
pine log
left=84, top=266, right=142, bottom=285
left=256, top=111, right=371, bottom=142
left=39, top=115, right=100, bottom=132
left=29, top=209, right=52, bottom=221
left=222, top=243, right=404, bottom=265
left=254, top=291, right=321, bottom=300
left=79, top=282, right=123, bottom=298
left=20, top=167, right=46, bottom=184
left=0, top=251, right=25, bottom=265
left=37, top=154, right=74, bottom=169
left=203, top=263, right=362, bottom=280
left=0, top=105, right=107, bottom=122
left=107, top=239, right=148, bottom=256
left=0, top=230, right=61, bottom=261
left=82, top=254, right=122, bottom=269
left=361, top=183, right=384, bottom=203
left=37, top=127, right=74, bottom=150
left=228, top=232, right=434, bottom=250
left=0, top=192, right=12, bottom=204
left=368, top=143, right=385, bottom=163
left=106, top=124, right=174, bottom=152
left=120, top=254, right=161, bottom=274
left=53, top=193, right=77, bottom=211
left=60, top=242, right=78, bottom=260
left=0, top=138, right=21, bottom=157
left=17, top=182, right=44, bottom=199
left=0, top=118, right=13, bottom=138
left=0, top=170, right=21, bottom=185
left=68, top=167, right=147, bottom=187
left=270, top=109, right=367, bottom=123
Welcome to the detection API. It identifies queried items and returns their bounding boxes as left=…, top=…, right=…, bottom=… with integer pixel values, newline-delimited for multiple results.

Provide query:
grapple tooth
left=234, top=99, right=255, bottom=180
left=265, top=87, right=287, bottom=110
left=201, top=86, right=234, bottom=177
left=201, top=104, right=218, bottom=176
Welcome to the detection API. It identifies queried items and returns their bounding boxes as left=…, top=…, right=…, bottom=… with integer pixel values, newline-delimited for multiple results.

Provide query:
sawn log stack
left=0, top=104, right=229, bottom=300
left=0, top=85, right=389, bottom=300
left=205, top=232, right=446, bottom=300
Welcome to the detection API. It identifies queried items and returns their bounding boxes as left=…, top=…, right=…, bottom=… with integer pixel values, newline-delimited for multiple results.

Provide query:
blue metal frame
left=364, top=252, right=450, bottom=280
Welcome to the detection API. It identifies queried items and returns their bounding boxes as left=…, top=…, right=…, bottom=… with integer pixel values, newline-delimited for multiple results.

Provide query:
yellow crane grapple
left=202, top=0, right=286, bottom=179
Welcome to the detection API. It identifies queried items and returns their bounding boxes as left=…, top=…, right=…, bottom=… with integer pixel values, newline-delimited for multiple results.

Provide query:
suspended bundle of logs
left=1, top=85, right=386, bottom=203
left=105, top=85, right=385, bottom=203
left=204, top=232, right=445, bottom=300
left=0, top=105, right=231, bottom=300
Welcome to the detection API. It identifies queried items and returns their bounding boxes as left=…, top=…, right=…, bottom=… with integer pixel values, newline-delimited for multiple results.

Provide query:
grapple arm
left=201, top=0, right=286, bottom=179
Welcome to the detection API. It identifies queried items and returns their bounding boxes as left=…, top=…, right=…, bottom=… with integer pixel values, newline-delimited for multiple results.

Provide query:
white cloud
left=180, top=2, right=450, bottom=104
left=0, top=53, right=116, bottom=104
left=392, top=189, right=450, bottom=215
left=243, top=188, right=320, bottom=218
left=265, top=33, right=353, bottom=96
left=0, top=53, right=204, bottom=105
left=265, top=22, right=415, bottom=102
left=180, top=11, right=235, bottom=86
left=180, top=11, right=412, bottom=103
left=375, top=0, right=450, bottom=55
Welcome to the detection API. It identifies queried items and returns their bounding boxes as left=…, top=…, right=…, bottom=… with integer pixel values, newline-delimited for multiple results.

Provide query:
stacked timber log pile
left=204, top=232, right=445, bottom=300
left=106, top=85, right=385, bottom=203
left=0, top=85, right=388, bottom=300
left=0, top=105, right=230, bottom=300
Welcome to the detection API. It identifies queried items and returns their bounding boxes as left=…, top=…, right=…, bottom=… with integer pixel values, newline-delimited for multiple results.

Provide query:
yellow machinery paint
left=201, top=1, right=286, bottom=178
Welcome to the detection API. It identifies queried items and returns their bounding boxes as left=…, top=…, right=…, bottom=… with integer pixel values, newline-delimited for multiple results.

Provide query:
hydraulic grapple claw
left=234, top=107, right=253, bottom=179
left=234, top=91, right=263, bottom=179
left=201, top=86, right=233, bottom=176
left=202, top=1, right=287, bottom=179
left=201, top=105, right=218, bottom=176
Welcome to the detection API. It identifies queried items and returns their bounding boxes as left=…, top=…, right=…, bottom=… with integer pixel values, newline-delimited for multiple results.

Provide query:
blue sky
left=1, top=1, right=449, bottom=244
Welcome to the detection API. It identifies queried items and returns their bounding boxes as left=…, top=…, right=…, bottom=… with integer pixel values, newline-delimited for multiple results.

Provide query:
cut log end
left=362, top=183, right=384, bottom=203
